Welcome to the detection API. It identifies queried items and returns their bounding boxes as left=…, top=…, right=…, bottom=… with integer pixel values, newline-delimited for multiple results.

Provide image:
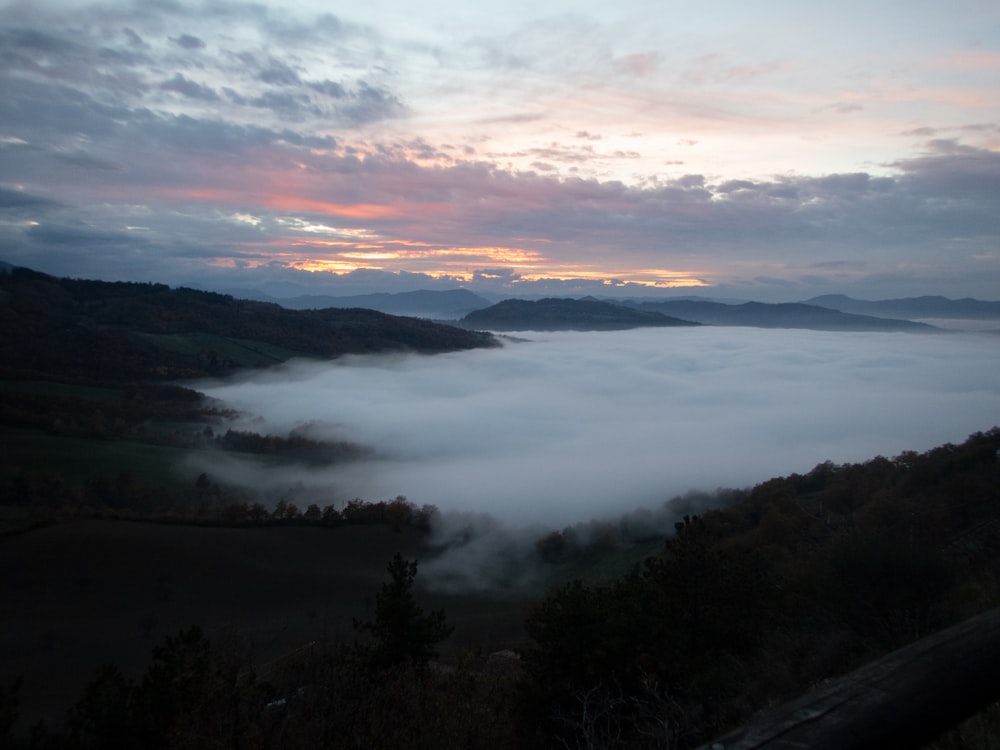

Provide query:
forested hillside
left=4, top=429, right=1000, bottom=748
left=0, top=266, right=497, bottom=382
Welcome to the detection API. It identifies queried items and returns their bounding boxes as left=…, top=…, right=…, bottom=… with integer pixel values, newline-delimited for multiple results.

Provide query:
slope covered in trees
left=0, top=266, right=497, bottom=382
left=4, top=428, right=1000, bottom=748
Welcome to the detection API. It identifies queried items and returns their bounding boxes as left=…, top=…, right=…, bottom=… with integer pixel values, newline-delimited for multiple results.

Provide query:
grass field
left=0, top=519, right=535, bottom=732
left=0, top=427, right=201, bottom=487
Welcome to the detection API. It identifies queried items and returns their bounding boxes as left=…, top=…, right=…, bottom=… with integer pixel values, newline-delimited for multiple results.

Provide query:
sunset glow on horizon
left=0, top=0, right=997, bottom=300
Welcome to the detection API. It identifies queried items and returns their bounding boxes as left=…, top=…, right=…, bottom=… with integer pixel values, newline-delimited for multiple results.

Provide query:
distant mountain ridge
left=283, top=289, right=493, bottom=317
left=804, top=294, right=1000, bottom=320
left=458, top=297, right=700, bottom=331
left=628, top=300, right=936, bottom=332
left=177, top=272, right=999, bottom=329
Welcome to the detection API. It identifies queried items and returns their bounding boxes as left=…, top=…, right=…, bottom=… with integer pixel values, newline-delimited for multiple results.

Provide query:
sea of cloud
left=191, top=327, right=1000, bottom=530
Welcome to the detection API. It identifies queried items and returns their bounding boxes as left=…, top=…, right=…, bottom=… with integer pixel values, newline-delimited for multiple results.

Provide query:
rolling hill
left=458, top=297, right=700, bottom=331
left=0, top=266, right=498, bottom=383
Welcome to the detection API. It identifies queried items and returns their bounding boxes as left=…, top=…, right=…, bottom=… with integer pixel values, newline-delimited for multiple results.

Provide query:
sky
left=193, top=327, right=1000, bottom=527
left=1, top=0, right=999, bottom=301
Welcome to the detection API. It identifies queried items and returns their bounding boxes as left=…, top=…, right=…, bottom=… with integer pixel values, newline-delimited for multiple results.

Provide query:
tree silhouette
left=354, top=553, right=453, bottom=671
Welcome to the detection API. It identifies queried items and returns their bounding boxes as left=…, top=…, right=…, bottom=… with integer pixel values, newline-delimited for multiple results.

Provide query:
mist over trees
left=4, top=428, right=1000, bottom=748
left=4, top=266, right=1000, bottom=748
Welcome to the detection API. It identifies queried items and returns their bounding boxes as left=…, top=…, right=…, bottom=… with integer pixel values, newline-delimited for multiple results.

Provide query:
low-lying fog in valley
left=193, top=327, right=1000, bottom=528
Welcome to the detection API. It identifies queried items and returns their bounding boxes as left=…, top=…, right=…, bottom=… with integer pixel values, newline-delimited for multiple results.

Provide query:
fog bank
left=193, top=328, right=1000, bottom=526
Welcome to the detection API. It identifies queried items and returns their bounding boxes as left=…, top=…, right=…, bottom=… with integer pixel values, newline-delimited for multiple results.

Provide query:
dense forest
left=3, top=428, right=1000, bottom=748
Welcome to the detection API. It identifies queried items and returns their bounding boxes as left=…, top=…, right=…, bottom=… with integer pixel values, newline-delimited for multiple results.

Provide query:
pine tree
left=354, top=553, right=453, bottom=671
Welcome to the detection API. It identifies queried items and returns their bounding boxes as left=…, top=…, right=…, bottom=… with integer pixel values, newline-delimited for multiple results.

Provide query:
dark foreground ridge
left=0, top=266, right=498, bottom=382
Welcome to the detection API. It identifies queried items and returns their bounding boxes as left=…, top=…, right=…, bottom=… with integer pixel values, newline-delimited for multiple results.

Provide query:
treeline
left=209, top=495, right=439, bottom=532
left=0, top=462, right=437, bottom=534
left=213, top=428, right=371, bottom=464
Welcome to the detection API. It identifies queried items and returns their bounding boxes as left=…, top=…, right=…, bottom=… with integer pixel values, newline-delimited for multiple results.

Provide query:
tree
left=354, top=553, right=453, bottom=671
left=67, top=665, right=134, bottom=750
left=134, top=626, right=213, bottom=747
left=0, top=677, right=21, bottom=745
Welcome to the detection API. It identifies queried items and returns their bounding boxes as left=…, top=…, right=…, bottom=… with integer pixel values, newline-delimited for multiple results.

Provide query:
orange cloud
left=516, top=267, right=708, bottom=288
left=287, top=259, right=372, bottom=273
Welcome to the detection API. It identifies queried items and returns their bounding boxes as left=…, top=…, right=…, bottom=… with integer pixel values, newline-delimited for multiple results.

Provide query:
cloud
left=827, top=102, right=863, bottom=114
left=256, top=58, right=302, bottom=86
left=160, top=73, right=220, bottom=101
left=2, top=96, right=996, bottom=300
left=25, top=221, right=146, bottom=248
left=51, top=152, right=122, bottom=171
left=0, top=186, right=60, bottom=210
left=341, top=81, right=406, bottom=126
left=171, top=33, right=206, bottom=50
left=1, top=1, right=997, bottom=302
left=887, top=139, right=1000, bottom=200
left=193, top=327, right=1000, bottom=530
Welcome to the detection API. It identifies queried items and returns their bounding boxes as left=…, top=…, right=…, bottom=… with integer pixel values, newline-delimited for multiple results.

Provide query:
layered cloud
left=192, top=328, right=1000, bottom=527
left=0, top=0, right=998, bottom=299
